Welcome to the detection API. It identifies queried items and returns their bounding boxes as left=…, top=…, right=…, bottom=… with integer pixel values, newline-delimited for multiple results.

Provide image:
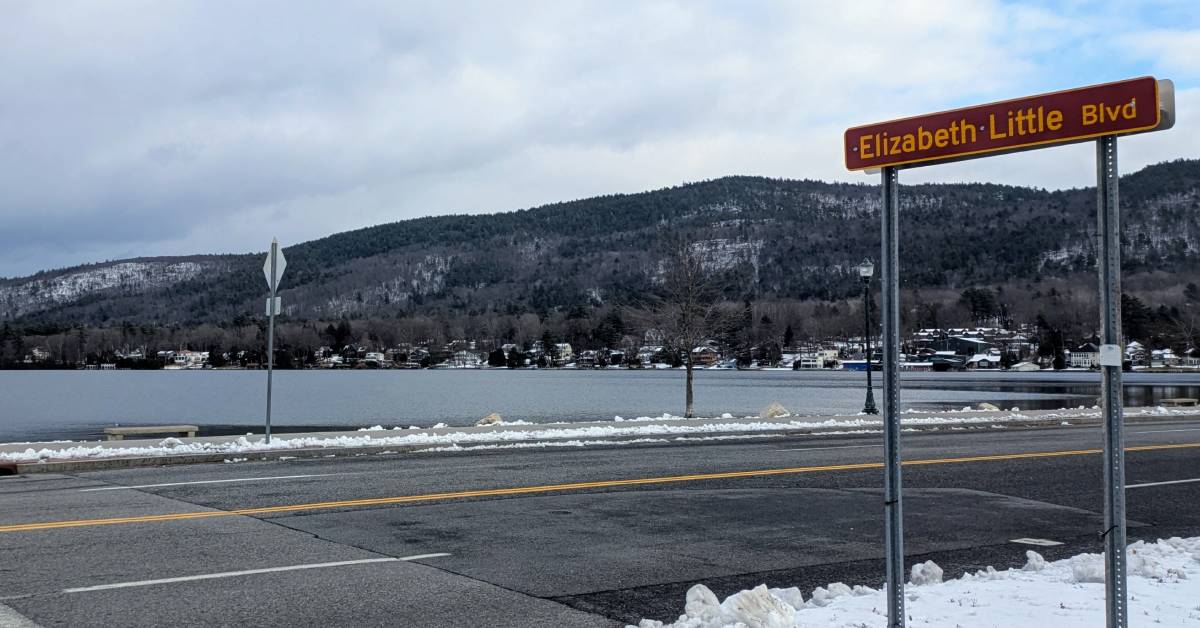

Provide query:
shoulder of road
left=2, top=406, right=1198, bottom=475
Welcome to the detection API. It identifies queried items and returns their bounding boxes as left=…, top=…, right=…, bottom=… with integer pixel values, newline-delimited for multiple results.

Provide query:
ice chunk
left=809, top=582, right=853, bottom=606
left=1023, top=550, right=1046, bottom=572
left=910, top=560, right=943, bottom=586
left=767, top=586, right=804, bottom=609
left=682, top=584, right=722, bottom=622
left=1070, top=553, right=1105, bottom=583
left=719, top=584, right=796, bottom=628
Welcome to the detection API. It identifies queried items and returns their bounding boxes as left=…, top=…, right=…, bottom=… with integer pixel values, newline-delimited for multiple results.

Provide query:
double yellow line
left=2, top=441, right=1197, bottom=534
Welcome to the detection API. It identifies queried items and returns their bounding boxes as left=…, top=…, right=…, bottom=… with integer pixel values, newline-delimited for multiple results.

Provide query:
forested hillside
left=2, top=159, right=1198, bottom=350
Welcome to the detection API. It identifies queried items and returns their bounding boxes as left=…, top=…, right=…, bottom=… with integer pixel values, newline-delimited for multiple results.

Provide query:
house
left=404, top=348, right=430, bottom=368
left=637, top=345, right=665, bottom=365
left=965, top=351, right=1002, bottom=369
left=1070, top=343, right=1099, bottom=368
left=363, top=352, right=390, bottom=368
left=172, top=350, right=209, bottom=368
left=321, top=354, right=345, bottom=368
left=930, top=351, right=965, bottom=371
left=576, top=350, right=599, bottom=368
left=606, top=350, right=626, bottom=366
left=1125, top=340, right=1147, bottom=366
left=451, top=350, right=482, bottom=368
left=795, top=352, right=824, bottom=369
left=554, top=343, right=574, bottom=366
left=691, top=345, right=720, bottom=367
left=1150, top=349, right=1179, bottom=368
left=1182, top=348, right=1199, bottom=368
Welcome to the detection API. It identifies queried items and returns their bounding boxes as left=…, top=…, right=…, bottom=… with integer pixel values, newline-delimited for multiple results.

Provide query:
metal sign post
left=1096, top=135, right=1127, bottom=628
left=880, top=166, right=904, bottom=627
left=262, top=238, right=286, bottom=444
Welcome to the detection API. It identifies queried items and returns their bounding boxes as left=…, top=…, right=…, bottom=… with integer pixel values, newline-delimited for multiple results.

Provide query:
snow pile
left=4, top=406, right=1194, bottom=463
left=633, top=537, right=1200, bottom=628
left=909, top=560, right=943, bottom=586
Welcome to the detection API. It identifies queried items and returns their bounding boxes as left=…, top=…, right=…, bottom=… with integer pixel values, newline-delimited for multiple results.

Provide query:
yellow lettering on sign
left=1046, top=109, right=1063, bottom=130
left=1082, top=100, right=1137, bottom=126
left=989, top=113, right=1006, bottom=139
left=918, top=127, right=932, bottom=151
left=934, top=128, right=949, bottom=147
left=1082, top=104, right=1097, bottom=125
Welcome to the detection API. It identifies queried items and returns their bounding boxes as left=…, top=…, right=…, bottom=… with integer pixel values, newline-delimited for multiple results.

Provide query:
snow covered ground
left=1, top=406, right=1194, bottom=464
left=633, top=537, right=1200, bottom=627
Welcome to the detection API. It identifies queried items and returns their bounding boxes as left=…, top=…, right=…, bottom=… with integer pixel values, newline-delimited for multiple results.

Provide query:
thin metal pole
left=881, top=166, right=904, bottom=628
left=1096, top=135, right=1126, bottom=628
left=266, top=239, right=277, bottom=444
left=863, top=277, right=878, bottom=414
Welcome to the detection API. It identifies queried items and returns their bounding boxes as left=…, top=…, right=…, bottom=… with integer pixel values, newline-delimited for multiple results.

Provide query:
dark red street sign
left=844, top=77, right=1168, bottom=171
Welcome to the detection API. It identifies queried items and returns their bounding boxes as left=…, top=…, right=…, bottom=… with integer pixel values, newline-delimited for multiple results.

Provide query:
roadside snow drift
left=1, top=406, right=1194, bottom=464
left=632, top=537, right=1200, bottom=628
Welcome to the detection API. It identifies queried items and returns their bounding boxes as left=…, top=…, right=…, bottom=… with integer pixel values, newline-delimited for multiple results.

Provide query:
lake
left=2, top=369, right=1199, bottom=443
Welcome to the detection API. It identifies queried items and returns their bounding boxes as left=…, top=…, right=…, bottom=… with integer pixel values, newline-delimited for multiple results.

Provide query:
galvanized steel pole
left=265, top=239, right=277, bottom=445
left=880, top=166, right=904, bottom=627
left=1096, top=135, right=1127, bottom=628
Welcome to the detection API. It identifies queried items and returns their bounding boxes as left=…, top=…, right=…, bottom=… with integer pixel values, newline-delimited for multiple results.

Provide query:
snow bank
left=4, top=406, right=1195, bottom=464
left=634, top=537, right=1200, bottom=628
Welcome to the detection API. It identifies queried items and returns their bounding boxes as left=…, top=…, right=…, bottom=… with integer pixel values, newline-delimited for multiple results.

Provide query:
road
left=2, top=420, right=1199, bottom=626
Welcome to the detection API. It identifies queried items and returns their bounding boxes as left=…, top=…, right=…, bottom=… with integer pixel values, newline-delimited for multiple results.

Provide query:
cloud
left=0, top=0, right=1196, bottom=276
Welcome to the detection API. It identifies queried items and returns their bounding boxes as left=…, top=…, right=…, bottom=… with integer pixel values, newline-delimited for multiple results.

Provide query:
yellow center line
left=2, top=441, right=1198, bottom=534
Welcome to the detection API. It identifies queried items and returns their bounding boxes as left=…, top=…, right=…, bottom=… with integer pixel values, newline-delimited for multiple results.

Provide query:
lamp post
left=858, top=259, right=878, bottom=415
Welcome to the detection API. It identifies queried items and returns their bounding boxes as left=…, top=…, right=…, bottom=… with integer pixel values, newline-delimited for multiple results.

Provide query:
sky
left=1, top=0, right=1198, bottom=278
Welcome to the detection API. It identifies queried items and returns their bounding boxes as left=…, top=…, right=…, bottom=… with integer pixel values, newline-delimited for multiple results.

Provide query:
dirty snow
left=633, top=537, right=1200, bottom=628
left=3, top=407, right=1195, bottom=464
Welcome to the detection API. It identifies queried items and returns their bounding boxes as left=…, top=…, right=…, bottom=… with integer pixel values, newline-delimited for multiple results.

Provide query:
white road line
left=1010, top=538, right=1063, bottom=547
left=1127, top=478, right=1200, bottom=489
left=777, top=444, right=880, bottom=452
left=61, top=554, right=451, bottom=594
left=1130, top=428, right=1200, bottom=434
left=78, top=474, right=342, bottom=492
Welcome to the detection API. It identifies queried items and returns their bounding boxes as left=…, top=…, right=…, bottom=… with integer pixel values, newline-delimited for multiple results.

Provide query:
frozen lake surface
left=2, top=369, right=1199, bottom=442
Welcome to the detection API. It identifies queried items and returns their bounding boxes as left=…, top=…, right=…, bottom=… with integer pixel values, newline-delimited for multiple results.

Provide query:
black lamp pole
left=862, top=269, right=878, bottom=415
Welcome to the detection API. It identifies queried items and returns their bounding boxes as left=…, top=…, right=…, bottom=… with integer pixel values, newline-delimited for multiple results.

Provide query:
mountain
left=3, top=159, right=1199, bottom=328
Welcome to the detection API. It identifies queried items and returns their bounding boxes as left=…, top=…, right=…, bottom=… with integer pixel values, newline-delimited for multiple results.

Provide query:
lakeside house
left=1070, top=343, right=1100, bottom=368
left=1182, top=348, right=1199, bottom=368
left=1151, top=349, right=1180, bottom=368
left=691, top=345, right=720, bottom=367
left=965, top=351, right=1003, bottom=369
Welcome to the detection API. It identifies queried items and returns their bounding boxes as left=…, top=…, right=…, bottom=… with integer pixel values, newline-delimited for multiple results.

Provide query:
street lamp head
left=857, top=259, right=874, bottom=280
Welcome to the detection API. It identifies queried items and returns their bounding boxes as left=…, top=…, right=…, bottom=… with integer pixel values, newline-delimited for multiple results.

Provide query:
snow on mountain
left=0, top=261, right=217, bottom=318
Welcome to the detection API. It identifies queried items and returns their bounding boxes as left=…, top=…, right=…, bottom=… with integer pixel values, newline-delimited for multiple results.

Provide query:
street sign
left=263, top=243, right=287, bottom=291
left=265, top=296, right=281, bottom=316
left=844, top=77, right=1174, bottom=171
left=844, top=76, right=1173, bottom=628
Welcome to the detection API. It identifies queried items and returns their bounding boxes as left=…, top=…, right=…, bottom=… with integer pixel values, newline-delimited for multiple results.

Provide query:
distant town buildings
left=10, top=319, right=1197, bottom=374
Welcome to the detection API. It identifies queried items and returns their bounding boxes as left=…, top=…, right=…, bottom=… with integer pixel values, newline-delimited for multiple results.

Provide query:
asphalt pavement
left=1, top=419, right=1199, bottom=626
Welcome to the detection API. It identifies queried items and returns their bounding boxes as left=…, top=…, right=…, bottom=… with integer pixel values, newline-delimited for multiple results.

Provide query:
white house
left=1070, top=343, right=1099, bottom=368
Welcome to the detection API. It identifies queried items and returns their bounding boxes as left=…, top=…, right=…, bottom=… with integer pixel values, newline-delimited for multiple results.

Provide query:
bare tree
left=638, top=236, right=729, bottom=418
left=1171, top=305, right=1200, bottom=353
